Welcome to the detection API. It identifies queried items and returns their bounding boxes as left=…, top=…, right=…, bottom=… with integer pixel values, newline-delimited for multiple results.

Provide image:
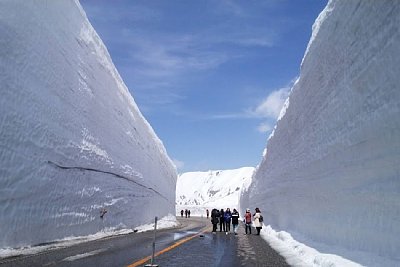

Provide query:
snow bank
left=0, top=0, right=176, bottom=250
left=241, top=1, right=400, bottom=266
left=260, top=225, right=363, bottom=267
left=176, top=167, right=254, bottom=216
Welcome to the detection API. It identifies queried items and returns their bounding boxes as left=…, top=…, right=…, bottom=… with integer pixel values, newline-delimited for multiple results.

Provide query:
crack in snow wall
left=0, top=1, right=177, bottom=249
left=241, top=1, right=400, bottom=266
left=47, top=161, right=170, bottom=202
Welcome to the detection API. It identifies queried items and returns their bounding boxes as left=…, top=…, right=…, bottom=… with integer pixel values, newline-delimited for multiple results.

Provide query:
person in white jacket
left=253, top=207, right=263, bottom=235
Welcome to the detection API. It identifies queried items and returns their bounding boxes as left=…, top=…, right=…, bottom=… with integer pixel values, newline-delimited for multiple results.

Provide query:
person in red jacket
left=244, top=208, right=252, bottom=234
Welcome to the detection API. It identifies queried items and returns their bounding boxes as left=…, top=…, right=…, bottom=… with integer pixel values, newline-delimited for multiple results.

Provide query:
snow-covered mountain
left=0, top=1, right=176, bottom=249
left=241, top=1, right=400, bottom=266
left=176, top=167, right=254, bottom=216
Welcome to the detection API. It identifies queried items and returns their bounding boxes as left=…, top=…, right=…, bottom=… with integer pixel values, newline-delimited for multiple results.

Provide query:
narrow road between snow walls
left=0, top=217, right=288, bottom=267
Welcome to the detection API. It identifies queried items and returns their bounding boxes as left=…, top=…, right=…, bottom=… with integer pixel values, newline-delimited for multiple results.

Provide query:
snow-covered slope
left=0, top=1, right=176, bottom=249
left=176, top=167, right=254, bottom=216
left=241, top=1, right=400, bottom=266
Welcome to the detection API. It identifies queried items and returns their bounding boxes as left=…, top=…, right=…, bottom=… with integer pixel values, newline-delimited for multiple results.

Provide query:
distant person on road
left=231, top=208, right=239, bottom=235
left=244, top=208, right=252, bottom=234
left=181, top=210, right=184, bottom=217
left=188, top=210, right=191, bottom=218
left=211, top=208, right=220, bottom=232
left=253, top=208, right=263, bottom=235
left=185, top=209, right=188, bottom=218
left=224, top=208, right=232, bottom=233
left=219, top=209, right=225, bottom=232
left=206, top=209, right=209, bottom=219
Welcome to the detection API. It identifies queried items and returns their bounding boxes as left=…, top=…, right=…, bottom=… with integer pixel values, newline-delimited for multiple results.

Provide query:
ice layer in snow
left=0, top=0, right=176, bottom=249
left=241, top=1, right=400, bottom=266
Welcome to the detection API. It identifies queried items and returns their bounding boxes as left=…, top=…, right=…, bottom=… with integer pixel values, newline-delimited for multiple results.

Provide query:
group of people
left=180, top=209, right=191, bottom=218
left=244, top=207, right=263, bottom=235
left=209, top=207, right=263, bottom=235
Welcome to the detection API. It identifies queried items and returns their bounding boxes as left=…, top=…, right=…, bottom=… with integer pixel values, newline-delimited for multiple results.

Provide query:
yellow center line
left=127, top=226, right=211, bottom=267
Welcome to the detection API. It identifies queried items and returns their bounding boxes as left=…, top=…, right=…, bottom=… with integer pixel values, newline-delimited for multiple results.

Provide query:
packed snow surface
left=241, top=1, right=400, bottom=266
left=0, top=0, right=176, bottom=250
left=176, top=167, right=254, bottom=216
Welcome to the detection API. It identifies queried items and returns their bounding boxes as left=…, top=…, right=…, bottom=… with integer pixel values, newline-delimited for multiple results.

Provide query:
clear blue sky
left=80, top=0, right=328, bottom=173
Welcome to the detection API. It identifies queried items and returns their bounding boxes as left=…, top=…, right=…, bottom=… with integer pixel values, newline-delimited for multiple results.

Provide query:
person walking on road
left=244, top=208, right=252, bottom=234
left=253, top=207, right=263, bottom=235
left=206, top=209, right=209, bottom=219
left=188, top=210, right=191, bottom=218
left=211, top=208, right=220, bottom=232
left=219, top=209, right=225, bottom=232
left=231, top=208, right=239, bottom=235
left=224, top=208, right=232, bottom=233
left=180, top=210, right=184, bottom=217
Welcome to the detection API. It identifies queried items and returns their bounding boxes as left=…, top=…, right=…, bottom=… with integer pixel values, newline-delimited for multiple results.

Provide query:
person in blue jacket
left=224, top=208, right=232, bottom=233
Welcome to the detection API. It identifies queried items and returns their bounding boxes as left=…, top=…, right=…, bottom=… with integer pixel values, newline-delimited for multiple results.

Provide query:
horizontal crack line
left=47, top=160, right=169, bottom=202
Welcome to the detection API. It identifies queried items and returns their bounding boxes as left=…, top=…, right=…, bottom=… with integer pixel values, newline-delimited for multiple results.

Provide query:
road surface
left=0, top=217, right=289, bottom=267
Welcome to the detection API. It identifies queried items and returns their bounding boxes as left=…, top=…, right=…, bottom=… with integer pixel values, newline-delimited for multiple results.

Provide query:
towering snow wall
left=0, top=1, right=177, bottom=249
left=241, top=1, right=400, bottom=265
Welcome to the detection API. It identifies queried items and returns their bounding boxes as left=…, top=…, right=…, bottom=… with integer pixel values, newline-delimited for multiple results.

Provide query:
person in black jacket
left=211, top=208, right=220, bottom=232
left=231, top=208, right=239, bottom=235
left=219, top=209, right=225, bottom=232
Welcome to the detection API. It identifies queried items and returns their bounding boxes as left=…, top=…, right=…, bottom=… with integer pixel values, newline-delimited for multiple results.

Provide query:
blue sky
left=80, top=0, right=328, bottom=173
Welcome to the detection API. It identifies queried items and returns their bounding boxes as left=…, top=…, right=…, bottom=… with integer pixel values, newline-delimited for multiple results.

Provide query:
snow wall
left=241, top=1, right=400, bottom=265
left=0, top=1, right=177, bottom=249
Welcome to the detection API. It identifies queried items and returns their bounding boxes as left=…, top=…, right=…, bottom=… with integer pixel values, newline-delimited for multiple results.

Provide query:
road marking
left=127, top=226, right=211, bottom=267
left=62, top=249, right=107, bottom=262
left=42, top=261, right=56, bottom=266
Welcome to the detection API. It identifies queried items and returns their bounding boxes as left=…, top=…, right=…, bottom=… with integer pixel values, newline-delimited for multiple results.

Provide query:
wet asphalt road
left=0, top=217, right=289, bottom=267
left=154, top=219, right=289, bottom=267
